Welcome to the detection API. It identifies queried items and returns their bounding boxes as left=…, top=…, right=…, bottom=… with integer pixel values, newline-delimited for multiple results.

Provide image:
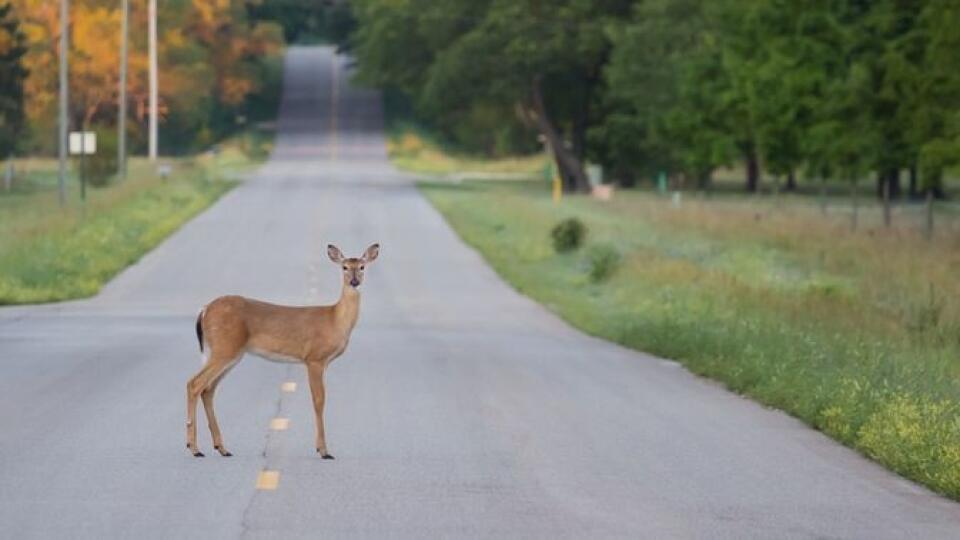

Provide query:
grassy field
left=0, top=129, right=273, bottom=304
left=387, top=123, right=547, bottom=177
left=419, top=179, right=960, bottom=500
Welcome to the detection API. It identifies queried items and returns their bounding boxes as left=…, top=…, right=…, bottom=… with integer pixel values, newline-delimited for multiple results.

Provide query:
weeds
left=386, top=126, right=547, bottom=176
left=585, top=243, right=620, bottom=282
left=420, top=179, right=960, bottom=500
left=0, top=129, right=268, bottom=304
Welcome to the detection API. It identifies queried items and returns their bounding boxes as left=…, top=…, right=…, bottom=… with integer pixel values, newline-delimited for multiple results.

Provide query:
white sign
left=69, top=132, right=97, bottom=155
left=587, top=163, right=604, bottom=187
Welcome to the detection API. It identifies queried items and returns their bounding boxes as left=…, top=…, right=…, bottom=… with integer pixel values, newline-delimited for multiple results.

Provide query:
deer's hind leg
left=203, top=362, right=239, bottom=457
left=187, top=349, right=242, bottom=457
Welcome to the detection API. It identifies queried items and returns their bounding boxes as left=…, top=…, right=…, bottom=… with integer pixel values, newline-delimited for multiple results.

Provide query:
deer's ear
left=362, top=243, right=380, bottom=263
left=327, top=244, right=344, bottom=264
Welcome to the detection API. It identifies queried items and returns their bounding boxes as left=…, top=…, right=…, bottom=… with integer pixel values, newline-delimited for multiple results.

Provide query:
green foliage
left=351, top=0, right=633, bottom=185
left=585, top=243, right=620, bottom=282
left=248, top=1, right=356, bottom=46
left=550, top=218, right=586, bottom=253
left=158, top=47, right=284, bottom=156
left=0, top=169, right=233, bottom=304
left=596, top=0, right=960, bottom=192
left=0, top=2, right=27, bottom=158
left=420, top=179, right=960, bottom=500
left=353, top=0, right=957, bottom=193
left=600, top=0, right=731, bottom=181
left=85, top=127, right=118, bottom=188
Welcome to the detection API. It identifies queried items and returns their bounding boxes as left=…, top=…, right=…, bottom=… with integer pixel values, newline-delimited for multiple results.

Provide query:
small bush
left=85, top=127, right=118, bottom=188
left=586, top=243, right=621, bottom=282
left=551, top=218, right=586, bottom=253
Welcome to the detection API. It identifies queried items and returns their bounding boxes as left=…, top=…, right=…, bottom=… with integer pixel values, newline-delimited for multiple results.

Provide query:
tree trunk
left=876, top=168, right=901, bottom=200
left=529, top=77, right=590, bottom=193
left=819, top=177, right=827, bottom=215
left=908, top=165, right=919, bottom=199
left=785, top=170, right=797, bottom=192
left=882, top=177, right=891, bottom=228
left=850, top=178, right=859, bottom=232
left=745, top=147, right=759, bottom=192
left=697, top=169, right=712, bottom=192
left=616, top=169, right=636, bottom=188
left=571, top=90, right=588, bottom=164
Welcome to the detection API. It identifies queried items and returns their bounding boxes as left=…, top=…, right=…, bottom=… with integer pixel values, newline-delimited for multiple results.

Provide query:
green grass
left=0, top=129, right=274, bottom=304
left=419, top=179, right=960, bottom=500
left=387, top=122, right=547, bottom=176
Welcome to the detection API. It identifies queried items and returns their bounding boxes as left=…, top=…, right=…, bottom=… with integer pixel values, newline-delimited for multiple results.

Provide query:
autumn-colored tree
left=0, top=2, right=28, bottom=158
left=11, top=0, right=282, bottom=154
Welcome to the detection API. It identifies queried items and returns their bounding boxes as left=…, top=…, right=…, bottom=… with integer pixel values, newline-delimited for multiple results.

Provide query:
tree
left=9, top=0, right=283, bottom=155
left=0, top=2, right=28, bottom=158
left=602, top=0, right=770, bottom=191
left=902, top=0, right=960, bottom=197
left=599, top=0, right=714, bottom=184
left=352, top=0, right=632, bottom=193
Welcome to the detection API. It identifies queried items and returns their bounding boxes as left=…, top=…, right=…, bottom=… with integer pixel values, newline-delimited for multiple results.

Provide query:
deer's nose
left=350, top=278, right=360, bottom=287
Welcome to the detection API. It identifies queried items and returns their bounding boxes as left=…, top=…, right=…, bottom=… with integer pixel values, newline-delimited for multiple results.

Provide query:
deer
left=186, top=243, right=380, bottom=459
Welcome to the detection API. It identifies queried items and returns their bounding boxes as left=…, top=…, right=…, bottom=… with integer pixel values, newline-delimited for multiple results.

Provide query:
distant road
left=1, top=46, right=958, bottom=539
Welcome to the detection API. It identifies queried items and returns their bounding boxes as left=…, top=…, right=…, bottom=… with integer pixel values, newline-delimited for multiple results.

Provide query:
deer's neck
left=333, top=286, right=361, bottom=333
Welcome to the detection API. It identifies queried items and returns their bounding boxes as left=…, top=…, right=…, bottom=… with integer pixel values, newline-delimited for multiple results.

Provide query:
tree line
left=0, top=0, right=286, bottom=163
left=347, top=0, right=960, bottom=197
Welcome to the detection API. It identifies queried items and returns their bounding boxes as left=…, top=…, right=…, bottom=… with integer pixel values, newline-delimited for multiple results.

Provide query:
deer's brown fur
left=185, top=243, right=380, bottom=458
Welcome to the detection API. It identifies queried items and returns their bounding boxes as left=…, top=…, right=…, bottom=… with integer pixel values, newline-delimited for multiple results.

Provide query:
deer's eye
left=342, top=266, right=347, bottom=271
left=360, top=266, right=365, bottom=270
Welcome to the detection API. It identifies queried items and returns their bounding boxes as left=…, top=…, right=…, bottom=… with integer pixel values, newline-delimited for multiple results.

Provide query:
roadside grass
left=0, top=130, right=272, bottom=304
left=419, top=179, right=960, bottom=500
left=387, top=122, right=547, bottom=176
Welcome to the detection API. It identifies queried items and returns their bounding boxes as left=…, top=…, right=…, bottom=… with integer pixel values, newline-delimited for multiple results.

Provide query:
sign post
left=69, top=131, right=96, bottom=202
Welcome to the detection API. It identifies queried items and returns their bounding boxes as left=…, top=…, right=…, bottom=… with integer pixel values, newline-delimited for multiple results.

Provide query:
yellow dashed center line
left=256, top=470, right=280, bottom=490
left=259, top=384, right=294, bottom=490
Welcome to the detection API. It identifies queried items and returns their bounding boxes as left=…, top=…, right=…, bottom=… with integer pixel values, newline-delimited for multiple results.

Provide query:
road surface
left=1, top=46, right=958, bottom=539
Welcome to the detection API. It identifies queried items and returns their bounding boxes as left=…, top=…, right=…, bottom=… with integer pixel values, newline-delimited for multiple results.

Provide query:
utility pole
left=148, top=0, right=158, bottom=161
left=58, top=0, right=69, bottom=206
left=118, top=0, right=128, bottom=178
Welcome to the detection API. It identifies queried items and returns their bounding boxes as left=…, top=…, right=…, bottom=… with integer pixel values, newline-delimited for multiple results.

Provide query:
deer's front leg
left=307, top=362, right=334, bottom=459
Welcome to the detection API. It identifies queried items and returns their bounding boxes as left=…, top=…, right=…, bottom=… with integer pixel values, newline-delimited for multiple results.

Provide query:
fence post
left=925, top=189, right=934, bottom=240
left=819, top=177, right=827, bottom=215
left=3, top=159, right=12, bottom=192
left=882, top=178, right=891, bottom=228
left=850, top=178, right=859, bottom=232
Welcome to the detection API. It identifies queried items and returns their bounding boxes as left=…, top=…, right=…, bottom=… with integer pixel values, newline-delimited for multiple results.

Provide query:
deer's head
left=327, top=243, right=380, bottom=289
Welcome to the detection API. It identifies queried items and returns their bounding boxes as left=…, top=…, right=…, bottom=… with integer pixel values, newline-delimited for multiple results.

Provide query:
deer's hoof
left=192, top=451, right=205, bottom=458
left=318, top=451, right=335, bottom=460
left=214, top=445, right=233, bottom=457
left=222, top=451, right=233, bottom=457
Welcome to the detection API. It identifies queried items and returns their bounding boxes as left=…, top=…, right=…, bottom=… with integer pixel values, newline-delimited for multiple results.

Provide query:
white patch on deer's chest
left=247, top=347, right=303, bottom=364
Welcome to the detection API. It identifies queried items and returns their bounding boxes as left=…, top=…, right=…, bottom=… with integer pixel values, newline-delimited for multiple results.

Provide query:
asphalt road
left=1, top=46, right=958, bottom=539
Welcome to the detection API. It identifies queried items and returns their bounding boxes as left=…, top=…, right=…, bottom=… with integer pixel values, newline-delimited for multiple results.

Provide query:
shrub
left=551, top=218, right=586, bottom=253
left=586, top=243, right=621, bottom=282
left=85, top=127, right=118, bottom=188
